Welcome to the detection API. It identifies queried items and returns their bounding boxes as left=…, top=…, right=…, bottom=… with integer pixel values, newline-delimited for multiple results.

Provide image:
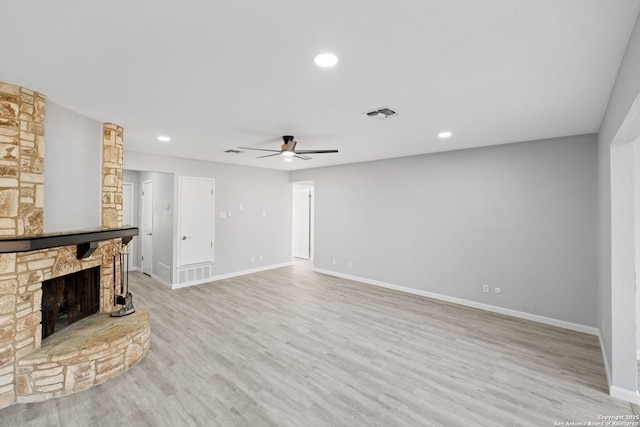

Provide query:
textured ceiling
left=2, top=0, right=639, bottom=170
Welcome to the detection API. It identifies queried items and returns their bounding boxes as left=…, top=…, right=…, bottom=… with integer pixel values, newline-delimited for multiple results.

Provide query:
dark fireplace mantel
left=0, top=227, right=139, bottom=259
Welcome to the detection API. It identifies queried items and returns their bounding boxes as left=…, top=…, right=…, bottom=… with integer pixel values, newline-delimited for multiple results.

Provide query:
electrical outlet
left=495, top=287, right=502, bottom=294
left=482, top=284, right=489, bottom=293
left=348, top=261, right=352, bottom=268
left=259, top=254, right=262, bottom=261
left=332, top=259, right=336, bottom=265
left=251, top=256, right=255, bottom=262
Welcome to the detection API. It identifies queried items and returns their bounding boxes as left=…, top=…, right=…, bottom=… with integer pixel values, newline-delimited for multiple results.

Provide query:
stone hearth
left=17, top=310, right=149, bottom=402
left=0, top=81, right=150, bottom=408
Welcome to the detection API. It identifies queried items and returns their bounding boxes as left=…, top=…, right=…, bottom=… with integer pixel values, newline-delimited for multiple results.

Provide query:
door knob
left=182, top=236, right=191, bottom=240
left=146, top=233, right=152, bottom=236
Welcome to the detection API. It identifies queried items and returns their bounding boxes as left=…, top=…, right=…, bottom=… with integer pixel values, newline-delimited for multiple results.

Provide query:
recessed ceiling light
left=283, top=157, right=293, bottom=162
left=314, top=53, right=338, bottom=68
left=157, top=135, right=171, bottom=142
left=438, top=131, right=452, bottom=139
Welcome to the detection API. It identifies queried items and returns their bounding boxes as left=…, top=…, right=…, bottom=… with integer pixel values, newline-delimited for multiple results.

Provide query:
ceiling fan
left=239, top=135, right=338, bottom=160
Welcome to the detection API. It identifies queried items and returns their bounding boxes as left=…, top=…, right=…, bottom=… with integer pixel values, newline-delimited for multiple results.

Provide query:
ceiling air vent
left=225, top=149, right=243, bottom=154
left=364, top=106, right=398, bottom=120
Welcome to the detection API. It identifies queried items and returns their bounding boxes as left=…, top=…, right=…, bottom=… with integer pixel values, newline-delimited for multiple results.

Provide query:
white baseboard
left=599, top=332, right=613, bottom=389
left=610, top=385, right=640, bottom=404
left=314, top=268, right=599, bottom=336
left=171, top=262, right=292, bottom=290
left=601, top=347, right=640, bottom=404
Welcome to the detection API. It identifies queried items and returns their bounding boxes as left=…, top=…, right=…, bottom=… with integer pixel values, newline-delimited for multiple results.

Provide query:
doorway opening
left=122, top=181, right=136, bottom=272
left=123, top=170, right=175, bottom=285
left=292, top=181, right=314, bottom=261
left=142, top=180, right=153, bottom=276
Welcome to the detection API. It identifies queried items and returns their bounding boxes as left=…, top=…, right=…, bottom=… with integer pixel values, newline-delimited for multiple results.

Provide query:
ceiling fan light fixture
left=314, top=53, right=338, bottom=68
left=283, top=157, right=293, bottom=162
left=157, top=135, right=171, bottom=142
left=240, top=135, right=338, bottom=161
left=438, top=131, right=453, bottom=139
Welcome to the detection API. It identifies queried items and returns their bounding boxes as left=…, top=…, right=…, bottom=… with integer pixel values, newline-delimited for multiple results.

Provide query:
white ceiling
left=2, top=1, right=639, bottom=171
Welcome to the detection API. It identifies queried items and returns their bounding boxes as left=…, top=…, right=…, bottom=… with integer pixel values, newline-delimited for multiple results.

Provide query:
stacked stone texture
left=0, top=82, right=149, bottom=408
left=100, top=124, right=124, bottom=310
left=0, top=82, right=45, bottom=237
left=102, top=123, right=123, bottom=229
left=16, top=310, right=149, bottom=402
left=0, top=81, right=46, bottom=407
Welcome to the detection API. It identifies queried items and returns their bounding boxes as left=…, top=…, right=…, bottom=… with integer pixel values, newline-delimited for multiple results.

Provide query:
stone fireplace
left=0, top=82, right=150, bottom=407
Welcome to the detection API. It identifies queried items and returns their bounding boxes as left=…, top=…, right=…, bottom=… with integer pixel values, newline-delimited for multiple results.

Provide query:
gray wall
left=43, top=101, right=101, bottom=232
left=292, top=134, right=598, bottom=327
left=124, top=151, right=291, bottom=281
left=598, top=10, right=640, bottom=398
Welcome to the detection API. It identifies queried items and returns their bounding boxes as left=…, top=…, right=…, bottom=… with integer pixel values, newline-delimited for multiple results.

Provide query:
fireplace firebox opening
left=41, top=267, right=101, bottom=339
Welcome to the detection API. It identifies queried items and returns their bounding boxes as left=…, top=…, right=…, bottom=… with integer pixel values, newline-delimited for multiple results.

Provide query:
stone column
left=101, top=124, right=124, bottom=313
left=0, top=82, right=45, bottom=237
left=102, top=124, right=123, bottom=229
left=0, top=81, right=46, bottom=407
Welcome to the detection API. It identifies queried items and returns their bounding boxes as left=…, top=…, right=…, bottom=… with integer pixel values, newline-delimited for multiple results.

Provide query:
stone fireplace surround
left=0, top=82, right=150, bottom=408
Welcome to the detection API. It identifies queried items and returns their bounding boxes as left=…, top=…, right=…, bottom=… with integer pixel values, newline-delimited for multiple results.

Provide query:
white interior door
left=122, top=182, right=136, bottom=271
left=179, top=176, right=214, bottom=266
left=142, top=180, right=153, bottom=276
left=292, top=187, right=311, bottom=259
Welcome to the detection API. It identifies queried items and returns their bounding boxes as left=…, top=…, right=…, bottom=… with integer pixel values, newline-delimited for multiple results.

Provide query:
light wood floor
left=0, top=261, right=635, bottom=426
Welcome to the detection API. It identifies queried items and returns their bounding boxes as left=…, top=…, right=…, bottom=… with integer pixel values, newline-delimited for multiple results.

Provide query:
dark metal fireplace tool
left=111, top=243, right=135, bottom=317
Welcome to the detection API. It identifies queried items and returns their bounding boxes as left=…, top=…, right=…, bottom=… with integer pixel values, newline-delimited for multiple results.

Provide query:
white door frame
left=122, top=181, right=136, bottom=271
left=141, top=180, right=153, bottom=276
left=292, top=181, right=314, bottom=261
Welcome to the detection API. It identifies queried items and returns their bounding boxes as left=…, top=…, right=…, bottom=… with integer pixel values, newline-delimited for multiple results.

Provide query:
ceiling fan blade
left=257, top=153, right=282, bottom=158
left=238, top=147, right=282, bottom=153
left=294, top=149, right=339, bottom=154
left=294, top=154, right=311, bottom=160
